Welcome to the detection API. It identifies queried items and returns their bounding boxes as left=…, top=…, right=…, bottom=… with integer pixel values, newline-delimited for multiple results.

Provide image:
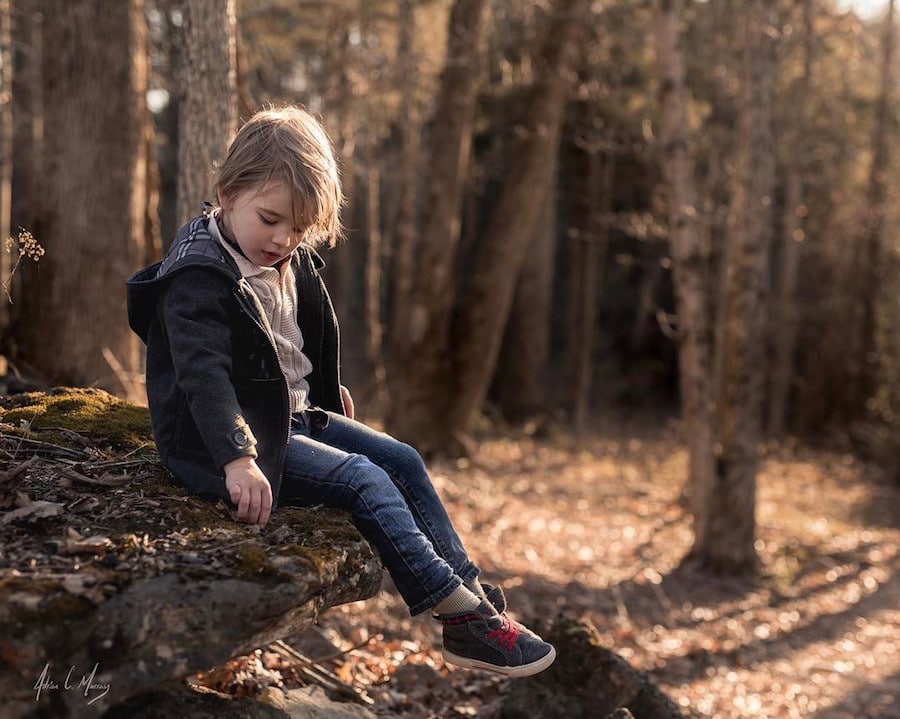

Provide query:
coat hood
left=127, top=214, right=241, bottom=343
left=126, top=212, right=328, bottom=343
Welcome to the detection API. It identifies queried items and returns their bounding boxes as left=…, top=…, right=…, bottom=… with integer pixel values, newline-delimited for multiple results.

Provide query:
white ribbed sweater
left=209, top=212, right=313, bottom=412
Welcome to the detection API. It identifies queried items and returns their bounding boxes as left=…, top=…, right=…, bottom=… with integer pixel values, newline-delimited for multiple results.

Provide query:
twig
left=0, top=454, right=42, bottom=483
left=301, top=632, right=382, bottom=666
left=102, top=347, right=146, bottom=406
left=270, top=640, right=374, bottom=705
left=0, top=433, right=88, bottom=459
left=612, top=583, right=631, bottom=624
left=86, top=457, right=158, bottom=470
left=58, top=466, right=128, bottom=487
left=47, top=427, right=93, bottom=447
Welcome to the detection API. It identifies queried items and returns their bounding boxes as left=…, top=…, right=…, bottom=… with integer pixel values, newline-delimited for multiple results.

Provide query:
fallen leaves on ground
left=205, top=419, right=900, bottom=718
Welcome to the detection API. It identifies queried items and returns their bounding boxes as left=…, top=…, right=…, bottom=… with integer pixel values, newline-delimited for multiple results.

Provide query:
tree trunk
left=10, top=0, right=40, bottom=246
left=697, top=0, right=777, bottom=572
left=447, top=0, right=590, bottom=437
left=383, top=0, right=489, bottom=453
left=175, top=0, right=237, bottom=224
left=652, top=0, right=717, bottom=553
left=0, top=0, right=12, bottom=332
left=572, top=150, right=612, bottom=435
left=388, top=0, right=421, bottom=366
left=851, top=0, right=895, bottom=417
left=320, top=9, right=365, bottom=396
left=365, top=165, right=388, bottom=411
left=493, top=150, right=558, bottom=424
left=767, top=0, right=815, bottom=435
left=16, top=0, right=149, bottom=396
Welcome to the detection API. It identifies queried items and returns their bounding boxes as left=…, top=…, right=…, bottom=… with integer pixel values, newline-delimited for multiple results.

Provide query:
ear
left=217, top=189, right=231, bottom=210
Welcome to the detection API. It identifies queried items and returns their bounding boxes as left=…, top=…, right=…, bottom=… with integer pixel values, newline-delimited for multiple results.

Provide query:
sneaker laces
left=486, top=615, right=521, bottom=651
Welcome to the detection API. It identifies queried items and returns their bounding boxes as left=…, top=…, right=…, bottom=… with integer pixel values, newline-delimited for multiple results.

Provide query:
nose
left=273, top=231, right=292, bottom=247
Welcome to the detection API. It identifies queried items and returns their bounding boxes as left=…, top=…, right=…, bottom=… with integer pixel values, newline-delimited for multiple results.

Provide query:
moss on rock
left=0, top=387, right=154, bottom=450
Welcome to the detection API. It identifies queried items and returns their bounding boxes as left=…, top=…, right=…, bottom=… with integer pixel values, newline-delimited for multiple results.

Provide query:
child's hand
left=340, top=385, right=355, bottom=420
left=224, top=456, right=273, bottom=528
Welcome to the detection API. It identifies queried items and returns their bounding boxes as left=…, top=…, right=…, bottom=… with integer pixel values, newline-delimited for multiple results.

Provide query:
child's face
left=219, top=182, right=306, bottom=267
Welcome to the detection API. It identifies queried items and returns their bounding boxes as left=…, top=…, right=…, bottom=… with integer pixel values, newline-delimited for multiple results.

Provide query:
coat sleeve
left=158, top=269, right=259, bottom=469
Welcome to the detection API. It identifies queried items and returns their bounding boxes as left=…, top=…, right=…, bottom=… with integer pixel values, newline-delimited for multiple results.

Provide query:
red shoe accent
left=486, top=617, right=521, bottom=651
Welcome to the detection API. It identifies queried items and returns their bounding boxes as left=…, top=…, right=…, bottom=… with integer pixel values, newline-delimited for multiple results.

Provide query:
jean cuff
left=458, top=563, right=480, bottom=588
left=407, top=574, right=463, bottom=617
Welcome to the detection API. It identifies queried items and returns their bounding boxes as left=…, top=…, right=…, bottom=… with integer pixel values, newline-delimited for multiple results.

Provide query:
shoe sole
left=441, top=645, right=557, bottom=678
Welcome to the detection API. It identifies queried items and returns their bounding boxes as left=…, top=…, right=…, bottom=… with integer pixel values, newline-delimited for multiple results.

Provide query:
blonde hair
left=213, top=105, right=343, bottom=248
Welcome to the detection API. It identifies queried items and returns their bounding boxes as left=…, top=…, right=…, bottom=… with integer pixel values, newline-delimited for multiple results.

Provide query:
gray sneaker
left=440, top=600, right=557, bottom=677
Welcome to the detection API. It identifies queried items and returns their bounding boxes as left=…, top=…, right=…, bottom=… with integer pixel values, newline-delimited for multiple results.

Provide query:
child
left=126, top=105, right=556, bottom=677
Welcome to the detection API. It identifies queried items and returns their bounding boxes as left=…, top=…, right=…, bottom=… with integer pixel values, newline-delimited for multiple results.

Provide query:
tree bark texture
left=175, top=0, right=237, bottom=225
left=384, top=0, right=489, bottom=452
left=0, top=0, right=12, bottom=333
left=388, top=0, right=422, bottom=365
left=321, top=12, right=365, bottom=395
left=767, top=0, right=815, bottom=435
left=16, top=0, right=149, bottom=394
left=652, top=0, right=717, bottom=552
left=365, top=165, right=388, bottom=411
left=572, top=150, right=612, bottom=435
left=700, top=0, right=777, bottom=571
left=493, top=148, right=558, bottom=423
left=448, top=0, right=590, bottom=436
left=850, top=0, right=895, bottom=416
left=9, top=0, right=39, bottom=245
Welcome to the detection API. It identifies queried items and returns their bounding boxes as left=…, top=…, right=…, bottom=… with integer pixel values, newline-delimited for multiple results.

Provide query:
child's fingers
left=258, top=483, right=273, bottom=528
left=237, top=485, right=253, bottom=522
left=226, top=469, right=271, bottom=526
left=248, top=482, right=272, bottom=527
left=246, top=487, right=264, bottom=525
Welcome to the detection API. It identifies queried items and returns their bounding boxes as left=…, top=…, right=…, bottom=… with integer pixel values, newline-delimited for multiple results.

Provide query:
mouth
left=261, top=251, right=283, bottom=263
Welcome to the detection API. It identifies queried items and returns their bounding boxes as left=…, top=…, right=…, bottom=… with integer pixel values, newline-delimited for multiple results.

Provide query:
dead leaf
left=59, top=527, right=112, bottom=556
left=1, top=496, right=65, bottom=524
left=268, top=525, right=292, bottom=544
left=0, top=455, right=42, bottom=483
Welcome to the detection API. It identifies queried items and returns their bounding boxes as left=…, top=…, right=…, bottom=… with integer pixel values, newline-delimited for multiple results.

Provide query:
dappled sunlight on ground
left=222, top=422, right=899, bottom=717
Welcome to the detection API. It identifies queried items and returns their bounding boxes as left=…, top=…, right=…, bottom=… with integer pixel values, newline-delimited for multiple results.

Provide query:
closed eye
left=259, top=214, right=277, bottom=225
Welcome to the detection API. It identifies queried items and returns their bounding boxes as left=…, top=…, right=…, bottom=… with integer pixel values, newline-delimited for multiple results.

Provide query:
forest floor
left=213, top=417, right=900, bottom=719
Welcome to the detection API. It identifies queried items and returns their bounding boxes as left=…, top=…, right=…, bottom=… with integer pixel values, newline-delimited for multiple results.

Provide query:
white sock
left=433, top=584, right=482, bottom=615
left=467, top=580, right=488, bottom=601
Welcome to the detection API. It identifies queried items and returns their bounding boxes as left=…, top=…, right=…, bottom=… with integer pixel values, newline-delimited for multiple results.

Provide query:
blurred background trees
left=2, top=0, right=899, bottom=570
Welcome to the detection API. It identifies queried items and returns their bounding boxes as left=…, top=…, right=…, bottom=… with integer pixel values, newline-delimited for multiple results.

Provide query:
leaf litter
left=216, top=420, right=898, bottom=719
left=6, top=414, right=895, bottom=718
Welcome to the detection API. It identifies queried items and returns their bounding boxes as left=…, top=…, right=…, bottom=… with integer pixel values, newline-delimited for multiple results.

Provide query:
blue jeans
left=279, top=409, right=481, bottom=616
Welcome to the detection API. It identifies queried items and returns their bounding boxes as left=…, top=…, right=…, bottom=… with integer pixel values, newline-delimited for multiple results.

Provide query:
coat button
left=232, top=430, right=249, bottom=447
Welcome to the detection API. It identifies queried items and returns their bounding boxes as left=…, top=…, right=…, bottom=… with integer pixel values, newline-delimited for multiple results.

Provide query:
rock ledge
left=0, top=388, right=382, bottom=718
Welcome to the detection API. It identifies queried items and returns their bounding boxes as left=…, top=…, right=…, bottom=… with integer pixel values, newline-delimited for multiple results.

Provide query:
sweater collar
left=208, top=209, right=290, bottom=280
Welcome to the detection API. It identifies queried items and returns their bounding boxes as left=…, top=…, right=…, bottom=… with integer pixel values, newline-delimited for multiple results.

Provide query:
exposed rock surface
left=502, top=615, right=686, bottom=719
left=102, top=683, right=385, bottom=719
left=0, top=389, right=383, bottom=718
